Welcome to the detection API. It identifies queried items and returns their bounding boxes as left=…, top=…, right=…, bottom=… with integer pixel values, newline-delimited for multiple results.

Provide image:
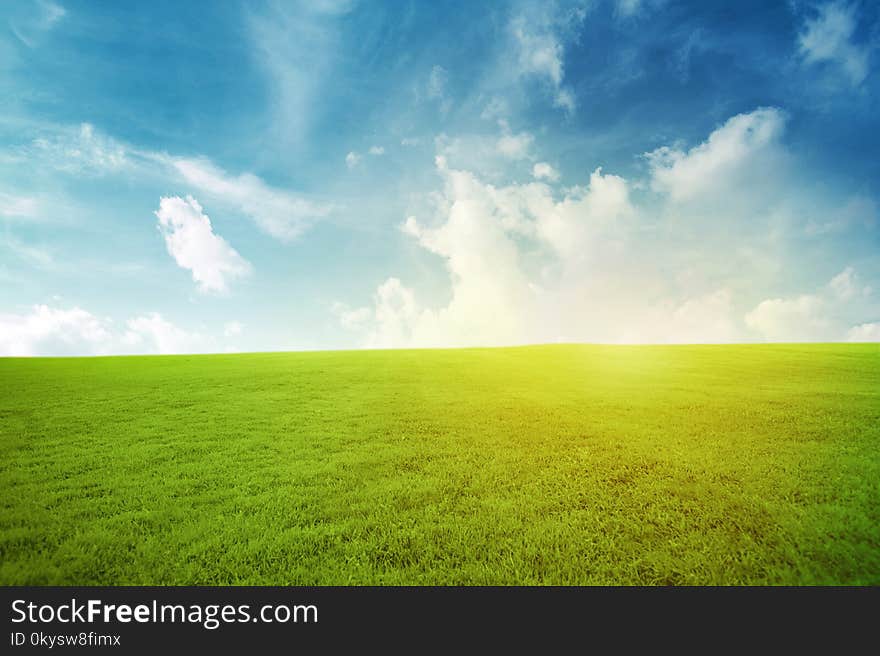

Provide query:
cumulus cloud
left=496, top=131, right=534, bottom=159
left=616, top=290, right=740, bottom=344
left=532, top=162, right=559, bottom=181
left=122, top=313, right=211, bottom=354
left=745, top=267, right=873, bottom=341
left=338, top=106, right=878, bottom=348
left=339, top=156, right=641, bottom=348
left=171, top=158, right=331, bottom=242
left=345, top=151, right=360, bottom=168
left=646, top=107, right=786, bottom=202
left=745, top=293, right=832, bottom=342
left=0, top=305, right=112, bottom=356
left=847, top=322, right=880, bottom=342
left=0, top=304, right=223, bottom=356
left=154, top=196, right=251, bottom=294
left=368, top=146, right=385, bottom=156
left=798, top=2, right=871, bottom=87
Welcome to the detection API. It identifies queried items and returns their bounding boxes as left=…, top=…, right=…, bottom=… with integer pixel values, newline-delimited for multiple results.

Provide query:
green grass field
left=1, top=344, right=878, bottom=585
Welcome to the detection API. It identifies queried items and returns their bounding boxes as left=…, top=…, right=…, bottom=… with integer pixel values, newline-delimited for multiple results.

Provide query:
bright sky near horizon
left=1, top=0, right=878, bottom=355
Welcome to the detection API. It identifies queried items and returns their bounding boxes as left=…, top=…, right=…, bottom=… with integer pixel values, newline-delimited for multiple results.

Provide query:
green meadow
left=1, top=344, right=878, bottom=585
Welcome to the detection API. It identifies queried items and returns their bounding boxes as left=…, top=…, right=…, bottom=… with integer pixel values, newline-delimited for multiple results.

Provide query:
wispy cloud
left=8, top=0, right=67, bottom=48
left=2, top=122, right=333, bottom=242
left=798, top=2, right=872, bottom=87
left=508, top=4, right=586, bottom=114
left=0, top=191, right=40, bottom=218
left=170, top=157, right=332, bottom=242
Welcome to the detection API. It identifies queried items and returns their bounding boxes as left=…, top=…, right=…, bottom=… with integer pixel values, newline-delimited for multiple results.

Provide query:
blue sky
left=1, top=0, right=878, bottom=355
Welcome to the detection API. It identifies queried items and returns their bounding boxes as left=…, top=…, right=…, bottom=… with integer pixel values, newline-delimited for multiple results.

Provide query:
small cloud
left=847, top=322, right=880, bottom=342
left=154, top=196, right=252, bottom=294
left=532, top=162, right=560, bottom=182
left=400, top=137, right=421, bottom=147
left=0, top=192, right=40, bottom=218
left=509, top=11, right=582, bottom=114
left=481, top=97, right=509, bottom=121
left=223, top=321, right=244, bottom=337
left=23, top=122, right=129, bottom=176
left=616, top=0, right=643, bottom=17
left=426, top=65, right=452, bottom=114
left=1, top=235, right=54, bottom=268
left=828, top=266, right=870, bottom=300
left=122, top=312, right=218, bottom=354
left=368, top=145, right=385, bottom=156
left=798, top=2, right=871, bottom=87
left=345, top=151, right=361, bottom=168
left=497, top=133, right=532, bottom=159
left=497, top=131, right=534, bottom=160
left=331, top=302, right=373, bottom=331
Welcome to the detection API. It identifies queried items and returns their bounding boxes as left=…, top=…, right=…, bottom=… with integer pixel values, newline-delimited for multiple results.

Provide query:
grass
left=1, top=343, right=878, bottom=585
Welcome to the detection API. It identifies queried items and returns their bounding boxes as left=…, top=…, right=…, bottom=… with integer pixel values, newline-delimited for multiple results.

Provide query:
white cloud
left=25, top=122, right=130, bottom=176
left=339, top=106, right=878, bottom=348
left=0, top=304, right=232, bottom=356
left=847, top=322, right=880, bottom=342
left=10, top=122, right=331, bottom=242
left=481, top=97, right=509, bottom=121
left=617, top=289, right=740, bottom=344
left=496, top=131, right=534, bottom=159
left=805, top=194, right=878, bottom=235
left=0, top=192, right=40, bottom=218
left=426, top=65, right=451, bottom=114
left=745, top=267, right=872, bottom=341
left=368, top=145, right=385, bottom=156
left=339, top=157, right=639, bottom=348
left=171, top=158, right=331, bottom=242
left=798, top=2, right=871, bottom=87
left=223, top=321, right=244, bottom=337
left=345, top=151, right=361, bottom=169
left=0, top=305, right=112, bottom=356
left=122, top=313, right=212, bottom=354
left=331, top=303, right=373, bottom=331
left=531, top=167, right=634, bottom=260
left=532, top=162, right=560, bottom=182
left=509, top=9, right=583, bottom=114
left=646, top=107, right=786, bottom=202
left=616, top=0, right=643, bottom=17
left=1, top=235, right=53, bottom=268
left=745, top=294, right=831, bottom=342
left=828, top=266, right=868, bottom=300
left=154, top=196, right=251, bottom=294
left=8, top=0, right=66, bottom=48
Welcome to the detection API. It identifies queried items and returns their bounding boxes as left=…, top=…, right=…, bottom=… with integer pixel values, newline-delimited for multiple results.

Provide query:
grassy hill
left=1, top=344, right=878, bottom=585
